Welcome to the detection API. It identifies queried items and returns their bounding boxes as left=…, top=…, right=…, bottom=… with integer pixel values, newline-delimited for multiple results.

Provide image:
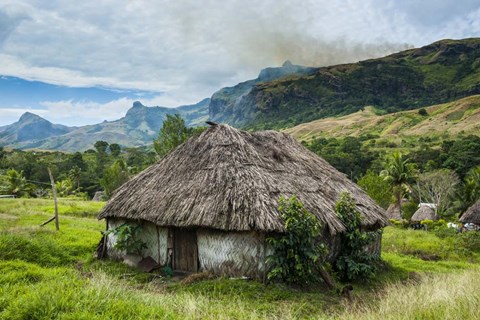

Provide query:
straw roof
left=459, top=200, right=480, bottom=224
left=98, top=124, right=388, bottom=235
left=386, top=203, right=402, bottom=220
left=411, top=204, right=439, bottom=222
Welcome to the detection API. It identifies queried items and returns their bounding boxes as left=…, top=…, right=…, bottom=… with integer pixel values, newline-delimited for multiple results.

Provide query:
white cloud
left=0, top=0, right=479, bottom=110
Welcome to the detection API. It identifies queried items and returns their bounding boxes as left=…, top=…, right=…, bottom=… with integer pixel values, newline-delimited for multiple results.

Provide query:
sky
left=0, top=0, right=479, bottom=126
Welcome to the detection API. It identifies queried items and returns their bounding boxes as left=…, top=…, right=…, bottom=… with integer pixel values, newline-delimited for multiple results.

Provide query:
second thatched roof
left=459, top=200, right=480, bottom=224
left=411, top=204, right=439, bottom=222
left=98, top=124, right=388, bottom=235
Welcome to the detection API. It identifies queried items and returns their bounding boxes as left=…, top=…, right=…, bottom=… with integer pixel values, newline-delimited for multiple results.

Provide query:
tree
left=94, top=141, right=109, bottom=153
left=153, top=114, right=189, bottom=158
left=441, top=135, right=480, bottom=178
left=0, top=146, right=5, bottom=166
left=100, top=160, right=130, bottom=197
left=418, top=108, right=428, bottom=116
left=415, top=169, right=460, bottom=216
left=0, top=169, right=30, bottom=197
left=266, top=195, right=327, bottom=284
left=458, top=166, right=480, bottom=214
left=94, top=140, right=109, bottom=176
left=334, top=192, right=381, bottom=281
left=68, top=165, right=82, bottom=189
left=380, top=151, right=417, bottom=218
left=55, top=178, right=75, bottom=197
left=357, top=170, right=392, bottom=209
left=109, top=143, right=121, bottom=157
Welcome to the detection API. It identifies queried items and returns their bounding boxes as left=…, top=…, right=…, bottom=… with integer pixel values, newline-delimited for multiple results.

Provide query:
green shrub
left=335, top=193, right=381, bottom=281
left=104, top=223, right=147, bottom=255
left=418, top=108, right=428, bottom=116
left=266, top=195, right=327, bottom=284
left=421, top=219, right=447, bottom=230
left=401, top=201, right=418, bottom=221
left=389, top=219, right=410, bottom=228
left=455, top=231, right=480, bottom=252
left=433, top=225, right=458, bottom=239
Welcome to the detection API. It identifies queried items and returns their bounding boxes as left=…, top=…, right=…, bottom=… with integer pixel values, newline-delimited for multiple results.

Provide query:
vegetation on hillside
left=214, top=39, right=480, bottom=129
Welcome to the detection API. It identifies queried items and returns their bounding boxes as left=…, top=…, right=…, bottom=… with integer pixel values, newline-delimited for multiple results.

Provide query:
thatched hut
left=385, top=198, right=410, bottom=220
left=459, top=200, right=480, bottom=225
left=386, top=203, right=402, bottom=220
left=411, top=203, right=439, bottom=222
left=98, top=123, right=388, bottom=278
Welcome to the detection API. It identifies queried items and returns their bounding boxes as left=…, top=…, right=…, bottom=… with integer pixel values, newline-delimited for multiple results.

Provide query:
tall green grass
left=337, top=269, right=480, bottom=320
left=1, top=199, right=480, bottom=319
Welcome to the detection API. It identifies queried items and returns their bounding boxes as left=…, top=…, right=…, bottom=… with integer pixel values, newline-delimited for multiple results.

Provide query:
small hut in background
left=411, top=203, right=439, bottom=222
left=97, top=124, right=388, bottom=278
left=386, top=199, right=408, bottom=220
left=459, top=200, right=480, bottom=225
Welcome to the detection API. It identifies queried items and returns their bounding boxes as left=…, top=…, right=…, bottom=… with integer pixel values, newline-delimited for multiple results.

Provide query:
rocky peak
left=19, top=112, right=44, bottom=123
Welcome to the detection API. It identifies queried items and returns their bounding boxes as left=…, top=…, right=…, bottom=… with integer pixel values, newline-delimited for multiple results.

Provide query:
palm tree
left=380, top=151, right=417, bottom=218
left=0, top=169, right=30, bottom=197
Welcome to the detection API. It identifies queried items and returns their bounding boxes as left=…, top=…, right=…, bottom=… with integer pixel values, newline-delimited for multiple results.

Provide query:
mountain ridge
left=209, top=38, right=480, bottom=129
left=0, top=99, right=210, bottom=151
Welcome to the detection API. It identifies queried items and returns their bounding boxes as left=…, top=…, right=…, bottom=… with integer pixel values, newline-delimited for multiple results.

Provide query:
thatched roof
left=411, top=204, right=439, bottom=222
left=98, top=124, right=388, bottom=234
left=386, top=203, right=402, bottom=220
left=459, top=200, right=480, bottom=224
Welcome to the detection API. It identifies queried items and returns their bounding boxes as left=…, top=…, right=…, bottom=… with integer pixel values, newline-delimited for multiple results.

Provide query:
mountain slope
left=210, top=38, right=480, bottom=129
left=2, top=99, right=210, bottom=151
left=284, top=95, right=480, bottom=141
left=208, top=61, right=316, bottom=125
left=0, top=112, right=73, bottom=143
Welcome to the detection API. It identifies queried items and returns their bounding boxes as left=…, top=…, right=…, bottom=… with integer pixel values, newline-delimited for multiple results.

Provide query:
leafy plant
left=335, top=192, right=381, bottom=281
left=100, top=160, right=130, bottom=197
left=418, top=108, right=428, bottom=116
left=380, top=152, right=417, bottom=219
left=266, top=195, right=327, bottom=284
left=358, top=170, right=392, bottom=209
left=104, top=223, right=147, bottom=255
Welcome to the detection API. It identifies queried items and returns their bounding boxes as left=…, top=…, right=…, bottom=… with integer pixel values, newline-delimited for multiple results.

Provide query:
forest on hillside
left=1, top=113, right=479, bottom=220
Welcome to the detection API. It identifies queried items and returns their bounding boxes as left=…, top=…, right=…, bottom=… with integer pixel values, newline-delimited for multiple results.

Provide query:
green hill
left=209, top=38, right=480, bottom=129
left=285, top=95, right=480, bottom=141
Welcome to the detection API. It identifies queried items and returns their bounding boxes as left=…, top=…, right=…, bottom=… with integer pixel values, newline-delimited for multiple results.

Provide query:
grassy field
left=284, top=95, right=480, bottom=144
left=1, top=198, right=479, bottom=319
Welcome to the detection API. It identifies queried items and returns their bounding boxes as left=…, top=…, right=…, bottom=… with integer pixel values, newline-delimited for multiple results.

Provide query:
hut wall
left=137, top=223, right=168, bottom=265
left=105, top=218, right=126, bottom=260
left=197, top=230, right=266, bottom=279
left=365, top=232, right=382, bottom=257
left=105, top=218, right=168, bottom=265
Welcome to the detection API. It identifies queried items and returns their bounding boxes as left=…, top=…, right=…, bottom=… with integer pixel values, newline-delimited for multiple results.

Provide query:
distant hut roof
left=98, top=124, right=388, bottom=234
left=386, top=198, right=410, bottom=220
left=459, top=200, right=480, bottom=224
left=386, top=203, right=402, bottom=220
left=411, top=204, right=439, bottom=222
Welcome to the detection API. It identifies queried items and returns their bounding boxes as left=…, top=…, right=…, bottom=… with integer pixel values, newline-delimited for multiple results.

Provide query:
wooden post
left=48, top=168, right=59, bottom=231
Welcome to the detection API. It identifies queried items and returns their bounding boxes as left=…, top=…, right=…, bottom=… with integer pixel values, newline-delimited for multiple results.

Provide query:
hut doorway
left=173, top=229, right=198, bottom=272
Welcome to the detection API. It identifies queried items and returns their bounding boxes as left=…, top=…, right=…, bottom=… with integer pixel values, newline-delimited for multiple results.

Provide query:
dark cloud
left=0, top=9, right=25, bottom=46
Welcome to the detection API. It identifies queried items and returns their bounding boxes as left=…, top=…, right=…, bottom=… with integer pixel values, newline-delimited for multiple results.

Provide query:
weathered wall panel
left=197, top=230, right=266, bottom=279
left=106, top=219, right=168, bottom=265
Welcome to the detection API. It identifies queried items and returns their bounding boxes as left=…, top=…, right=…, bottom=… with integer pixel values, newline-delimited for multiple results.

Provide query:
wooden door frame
left=172, top=228, right=199, bottom=272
